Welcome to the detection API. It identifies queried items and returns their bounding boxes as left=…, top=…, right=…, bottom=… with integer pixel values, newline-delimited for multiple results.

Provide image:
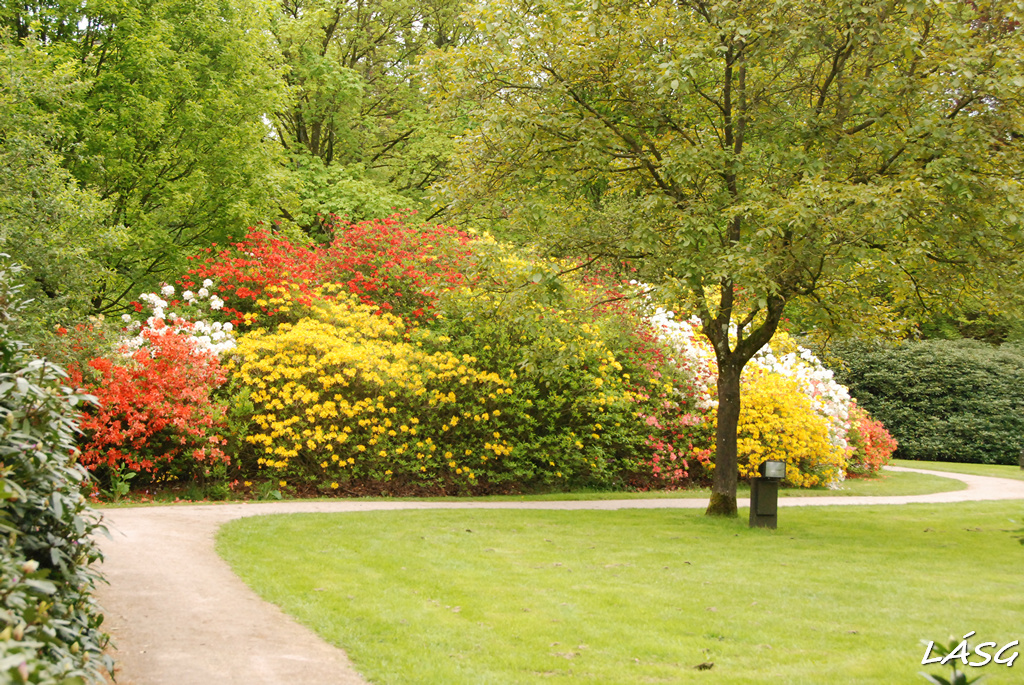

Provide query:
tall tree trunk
left=707, top=359, right=742, bottom=516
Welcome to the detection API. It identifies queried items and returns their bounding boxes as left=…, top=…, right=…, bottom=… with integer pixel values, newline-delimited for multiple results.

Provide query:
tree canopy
left=270, top=0, right=471, bottom=234
left=426, top=0, right=1024, bottom=513
left=2, top=0, right=285, bottom=314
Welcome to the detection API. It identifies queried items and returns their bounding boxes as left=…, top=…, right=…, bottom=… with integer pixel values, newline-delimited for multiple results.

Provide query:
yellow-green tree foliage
left=732, top=371, right=846, bottom=488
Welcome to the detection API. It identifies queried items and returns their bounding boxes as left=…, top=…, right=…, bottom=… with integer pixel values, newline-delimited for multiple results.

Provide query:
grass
left=217, top=501, right=1024, bottom=684
left=893, top=459, right=1024, bottom=482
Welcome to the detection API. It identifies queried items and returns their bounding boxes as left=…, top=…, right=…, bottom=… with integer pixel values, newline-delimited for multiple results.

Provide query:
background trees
left=426, top=0, right=1024, bottom=514
left=0, top=34, right=121, bottom=331
left=270, top=0, right=470, bottom=235
left=2, top=0, right=285, bottom=316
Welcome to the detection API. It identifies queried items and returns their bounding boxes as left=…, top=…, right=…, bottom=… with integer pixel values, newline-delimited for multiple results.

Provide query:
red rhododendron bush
left=185, top=214, right=473, bottom=327
left=67, top=213, right=897, bottom=498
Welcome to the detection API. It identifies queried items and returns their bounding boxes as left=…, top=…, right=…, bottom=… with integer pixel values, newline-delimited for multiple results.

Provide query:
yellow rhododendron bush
left=229, top=290, right=518, bottom=494
left=432, top=239, right=714, bottom=492
left=731, top=370, right=847, bottom=488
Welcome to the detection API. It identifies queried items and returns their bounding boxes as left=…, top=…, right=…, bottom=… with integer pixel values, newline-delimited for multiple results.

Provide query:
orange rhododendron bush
left=71, top=325, right=228, bottom=486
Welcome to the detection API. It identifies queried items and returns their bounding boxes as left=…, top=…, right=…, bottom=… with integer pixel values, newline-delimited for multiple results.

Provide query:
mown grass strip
left=217, top=501, right=1023, bottom=684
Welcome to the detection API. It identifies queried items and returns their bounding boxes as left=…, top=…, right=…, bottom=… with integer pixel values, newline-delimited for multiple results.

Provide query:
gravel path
left=95, top=466, right=1024, bottom=684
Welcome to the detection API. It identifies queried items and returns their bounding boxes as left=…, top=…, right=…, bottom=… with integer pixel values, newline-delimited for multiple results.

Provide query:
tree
left=0, top=32, right=123, bottom=330
left=270, top=0, right=471, bottom=235
left=3, top=0, right=286, bottom=313
left=426, top=0, right=1024, bottom=514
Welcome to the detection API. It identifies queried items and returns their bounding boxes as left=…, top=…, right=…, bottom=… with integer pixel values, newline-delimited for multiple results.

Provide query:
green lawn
left=892, top=459, right=1024, bottom=482
left=217, top=501, right=1024, bottom=684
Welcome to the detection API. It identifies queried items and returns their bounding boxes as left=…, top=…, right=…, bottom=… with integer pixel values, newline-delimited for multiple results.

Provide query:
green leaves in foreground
left=0, top=266, right=110, bottom=683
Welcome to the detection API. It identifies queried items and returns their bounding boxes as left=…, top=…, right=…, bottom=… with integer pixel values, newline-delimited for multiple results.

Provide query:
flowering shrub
left=62, top=218, right=902, bottom=497
left=184, top=213, right=473, bottom=328
left=647, top=309, right=718, bottom=412
left=122, top=283, right=237, bottom=357
left=731, top=370, right=847, bottom=488
left=434, top=289, right=653, bottom=491
left=846, top=404, right=899, bottom=476
left=73, top=327, right=228, bottom=484
left=432, top=241, right=717, bottom=490
left=229, top=289, right=519, bottom=494
left=750, top=331, right=854, bottom=452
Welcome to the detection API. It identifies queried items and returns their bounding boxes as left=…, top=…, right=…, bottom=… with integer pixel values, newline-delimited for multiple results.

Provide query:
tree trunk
left=706, top=360, right=742, bottom=516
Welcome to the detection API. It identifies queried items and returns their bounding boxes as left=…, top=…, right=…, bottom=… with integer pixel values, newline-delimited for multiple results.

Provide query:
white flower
left=209, top=296, right=224, bottom=310
left=203, top=279, right=214, bottom=288
left=183, top=290, right=195, bottom=301
left=197, top=287, right=209, bottom=298
left=223, top=322, right=233, bottom=332
left=161, top=284, right=175, bottom=297
left=122, top=314, right=133, bottom=323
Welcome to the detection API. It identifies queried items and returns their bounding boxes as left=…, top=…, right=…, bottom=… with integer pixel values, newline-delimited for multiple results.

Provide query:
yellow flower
left=279, top=480, right=286, bottom=487
left=331, top=482, right=339, bottom=489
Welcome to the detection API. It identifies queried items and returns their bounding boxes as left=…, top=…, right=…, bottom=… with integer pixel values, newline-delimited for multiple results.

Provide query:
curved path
left=95, top=466, right=1024, bottom=684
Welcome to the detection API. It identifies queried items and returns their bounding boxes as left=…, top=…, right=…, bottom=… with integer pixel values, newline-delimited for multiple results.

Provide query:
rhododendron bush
left=183, top=214, right=473, bottom=327
left=732, top=371, right=847, bottom=488
left=67, top=213, right=896, bottom=497
left=651, top=309, right=896, bottom=486
left=72, top=326, right=228, bottom=484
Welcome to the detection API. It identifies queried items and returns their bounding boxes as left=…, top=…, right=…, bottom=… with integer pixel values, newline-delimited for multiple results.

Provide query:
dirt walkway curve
left=95, top=466, right=1024, bottom=684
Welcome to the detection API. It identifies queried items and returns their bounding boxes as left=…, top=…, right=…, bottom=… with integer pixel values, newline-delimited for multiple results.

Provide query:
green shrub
left=433, top=288, right=653, bottom=491
left=830, top=340, right=1024, bottom=465
left=0, top=265, right=111, bottom=683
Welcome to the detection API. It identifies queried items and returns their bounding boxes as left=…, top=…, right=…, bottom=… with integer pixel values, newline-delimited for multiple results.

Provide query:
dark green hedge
left=830, top=340, right=1024, bottom=465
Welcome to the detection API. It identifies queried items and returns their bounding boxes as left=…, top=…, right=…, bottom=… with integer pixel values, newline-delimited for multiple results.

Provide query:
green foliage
left=831, top=340, right=1024, bottom=465
left=271, top=0, right=468, bottom=232
left=3, top=0, right=286, bottom=314
left=426, top=0, right=1024, bottom=511
left=0, top=34, right=123, bottom=332
left=433, top=292, right=652, bottom=491
left=0, top=264, right=110, bottom=683
left=433, top=240, right=702, bottom=490
left=275, top=154, right=412, bottom=240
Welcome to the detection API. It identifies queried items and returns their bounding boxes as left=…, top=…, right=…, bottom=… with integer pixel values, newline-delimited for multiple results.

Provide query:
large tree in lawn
left=425, top=0, right=1024, bottom=515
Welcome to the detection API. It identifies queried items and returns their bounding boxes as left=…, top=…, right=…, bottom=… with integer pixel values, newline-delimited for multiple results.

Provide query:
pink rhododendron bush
left=65, top=214, right=897, bottom=497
